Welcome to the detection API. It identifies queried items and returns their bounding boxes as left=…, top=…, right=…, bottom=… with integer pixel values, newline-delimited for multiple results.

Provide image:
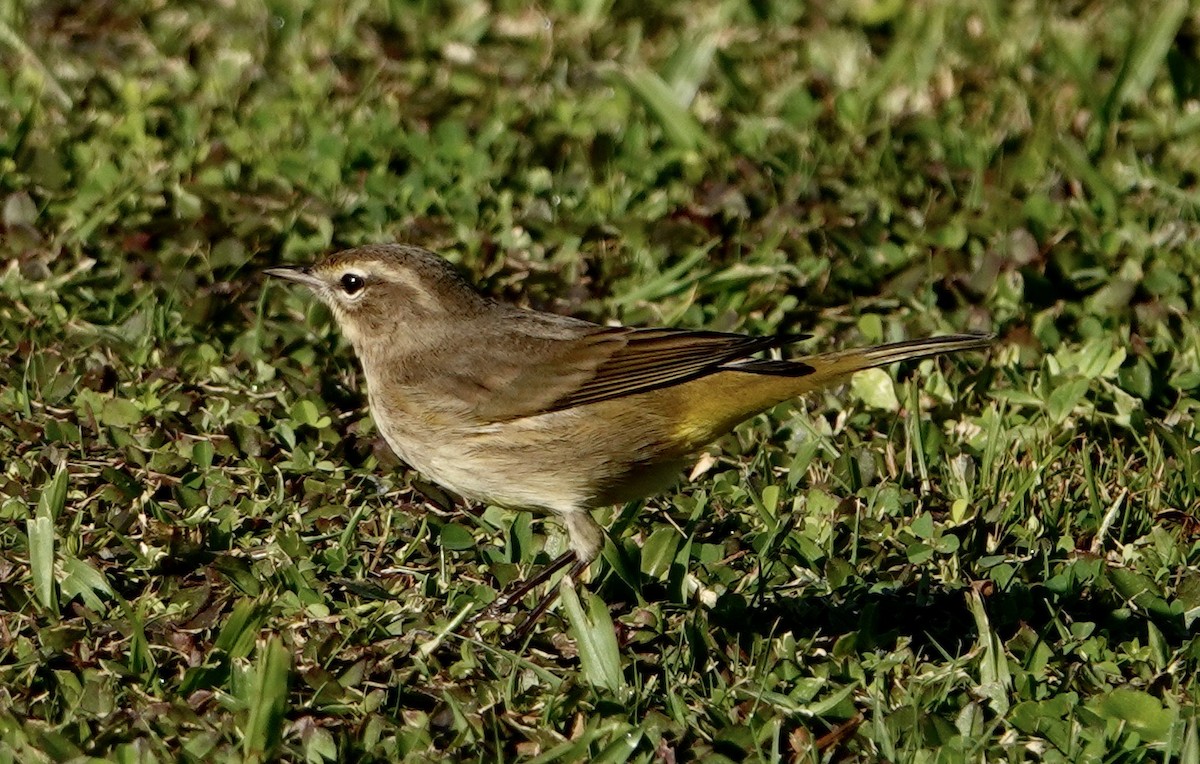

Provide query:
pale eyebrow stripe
left=366, top=265, right=440, bottom=311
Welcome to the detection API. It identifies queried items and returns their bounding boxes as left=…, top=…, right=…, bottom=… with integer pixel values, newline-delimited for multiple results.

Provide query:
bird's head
left=265, top=243, right=488, bottom=348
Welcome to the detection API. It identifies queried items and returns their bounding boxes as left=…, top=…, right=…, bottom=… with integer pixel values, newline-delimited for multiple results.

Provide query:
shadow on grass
left=696, top=574, right=1187, bottom=656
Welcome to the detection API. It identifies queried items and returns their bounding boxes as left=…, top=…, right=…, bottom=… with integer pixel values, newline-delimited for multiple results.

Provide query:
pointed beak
left=263, top=266, right=325, bottom=290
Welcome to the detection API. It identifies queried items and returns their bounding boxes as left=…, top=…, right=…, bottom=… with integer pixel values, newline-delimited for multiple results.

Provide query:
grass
left=2, top=0, right=1200, bottom=760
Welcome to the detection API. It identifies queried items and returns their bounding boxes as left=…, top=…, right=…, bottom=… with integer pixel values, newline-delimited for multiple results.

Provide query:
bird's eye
left=340, top=273, right=365, bottom=296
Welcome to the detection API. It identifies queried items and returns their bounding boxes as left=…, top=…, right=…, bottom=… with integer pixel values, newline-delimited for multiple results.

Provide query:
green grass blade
left=1104, top=0, right=1187, bottom=119
left=967, top=590, right=1011, bottom=716
left=1182, top=715, right=1199, bottom=764
left=591, top=725, right=643, bottom=764
left=60, top=555, right=114, bottom=612
left=242, top=636, right=291, bottom=763
left=37, top=462, right=68, bottom=521
left=215, top=599, right=269, bottom=660
left=562, top=584, right=623, bottom=692
left=607, top=66, right=710, bottom=152
left=27, top=464, right=67, bottom=614
left=26, top=515, right=57, bottom=614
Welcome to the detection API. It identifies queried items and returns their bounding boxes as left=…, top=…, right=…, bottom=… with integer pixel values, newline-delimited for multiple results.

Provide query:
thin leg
left=477, top=550, right=575, bottom=621
left=474, top=513, right=604, bottom=640
left=507, top=558, right=591, bottom=645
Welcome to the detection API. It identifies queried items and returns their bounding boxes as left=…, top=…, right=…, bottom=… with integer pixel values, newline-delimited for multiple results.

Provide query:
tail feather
left=820, top=332, right=995, bottom=365
left=728, top=332, right=994, bottom=386
left=675, top=332, right=993, bottom=454
left=799, top=332, right=994, bottom=386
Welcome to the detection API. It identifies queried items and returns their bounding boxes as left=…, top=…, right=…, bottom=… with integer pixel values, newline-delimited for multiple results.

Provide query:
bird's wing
left=447, top=315, right=807, bottom=420
left=543, top=327, right=805, bottom=410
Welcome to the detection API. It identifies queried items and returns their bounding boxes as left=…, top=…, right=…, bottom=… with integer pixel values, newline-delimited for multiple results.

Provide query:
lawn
left=3, top=0, right=1200, bottom=761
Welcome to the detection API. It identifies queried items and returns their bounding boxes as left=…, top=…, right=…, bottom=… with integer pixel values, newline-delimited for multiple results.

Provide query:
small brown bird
left=266, top=244, right=991, bottom=639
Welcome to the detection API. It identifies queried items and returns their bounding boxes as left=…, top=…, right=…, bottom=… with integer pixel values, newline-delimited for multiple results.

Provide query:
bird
left=265, top=243, right=992, bottom=640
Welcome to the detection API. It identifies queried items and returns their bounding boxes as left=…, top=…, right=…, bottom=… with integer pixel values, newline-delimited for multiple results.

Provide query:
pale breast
left=368, top=392, right=595, bottom=514
left=366, top=384, right=695, bottom=516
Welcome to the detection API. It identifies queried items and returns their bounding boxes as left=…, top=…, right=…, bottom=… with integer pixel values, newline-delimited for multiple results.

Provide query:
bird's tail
left=729, top=332, right=994, bottom=394
left=798, top=332, right=995, bottom=386
left=674, top=332, right=993, bottom=455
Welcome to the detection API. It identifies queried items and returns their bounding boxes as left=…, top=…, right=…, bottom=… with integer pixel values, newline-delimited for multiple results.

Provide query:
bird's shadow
left=605, top=569, right=1185, bottom=657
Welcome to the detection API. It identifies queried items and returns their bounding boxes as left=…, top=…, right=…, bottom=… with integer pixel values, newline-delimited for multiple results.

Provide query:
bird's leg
left=480, top=549, right=576, bottom=619
left=475, top=511, right=603, bottom=640
left=507, top=557, right=591, bottom=645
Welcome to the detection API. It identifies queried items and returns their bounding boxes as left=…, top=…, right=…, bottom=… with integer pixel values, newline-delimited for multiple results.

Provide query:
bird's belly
left=370, top=402, right=691, bottom=515
left=372, top=415, right=591, bottom=514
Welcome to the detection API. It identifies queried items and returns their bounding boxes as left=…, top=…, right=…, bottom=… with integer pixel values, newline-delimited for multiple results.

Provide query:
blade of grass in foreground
left=1103, top=0, right=1187, bottom=121
left=28, top=463, right=68, bottom=615
left=606, top=66, right=711, bottom=153
left=562, top=584, right=624, bottom=693
left=968, top=589, right=1011, bottom=717
left=242, top=636, right=291, bottom=764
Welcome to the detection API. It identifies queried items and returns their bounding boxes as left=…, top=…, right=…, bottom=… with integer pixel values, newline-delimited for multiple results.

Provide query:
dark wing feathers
left=448, top=309, right=810, bottom=421
left=543, top=327, right=808, bottom=411
left=724, top=358, right=817, bottom=377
